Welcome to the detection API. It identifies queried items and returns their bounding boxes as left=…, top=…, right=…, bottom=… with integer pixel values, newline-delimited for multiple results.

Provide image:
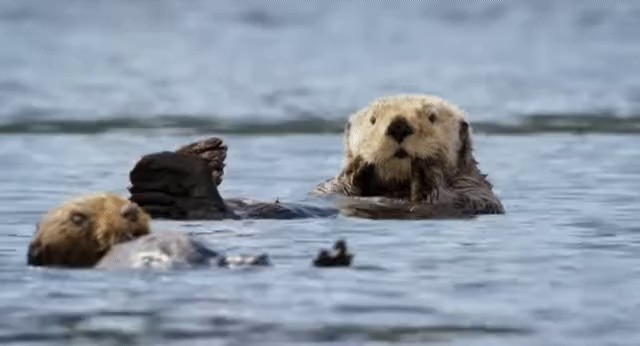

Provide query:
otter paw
left=410, top=185, right=441, bottom=204
left=175, top=137, right=227, bottom=186
left=312, top=239, right=353, bottom=267
left=342, top=156, right=375, bottom=196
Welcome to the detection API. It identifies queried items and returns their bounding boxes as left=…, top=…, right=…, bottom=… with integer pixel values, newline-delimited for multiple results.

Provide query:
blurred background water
left=1, top=1, right=640, bottom=345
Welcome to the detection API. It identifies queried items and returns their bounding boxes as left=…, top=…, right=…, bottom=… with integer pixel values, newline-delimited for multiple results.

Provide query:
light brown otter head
left=27, top=193, right=151, bottom=268
left=344, top=94, right=472, bottom=183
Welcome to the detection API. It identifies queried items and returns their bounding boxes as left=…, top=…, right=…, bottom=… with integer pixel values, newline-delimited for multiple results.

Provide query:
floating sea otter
left=130, top=94, right=504, bottom=220
left=313, top=94, right=505, bottom=217
left=26, top=193, right=352, bottom=269
left=26, top=193, right=270, bottom=269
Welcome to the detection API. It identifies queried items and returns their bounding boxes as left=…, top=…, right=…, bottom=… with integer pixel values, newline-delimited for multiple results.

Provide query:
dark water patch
left=2, top=113, right=640, bottom=135
left=236, top=8, right=314, bottom=29
left=480, top=113, right=640, bottom=134
left=0, top=331, right=138, bottom=344
left=433, top=3, right=509, bottom=24
left=0, top=116, right=344, bottom=135
left=352, top=264, right=389, bottom=272
left=290, top=324, right=532, bottom=343
left=335, top=303, right=437, bottom=314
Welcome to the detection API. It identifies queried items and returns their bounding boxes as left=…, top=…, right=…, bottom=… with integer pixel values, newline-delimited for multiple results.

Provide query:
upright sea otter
left=313, top=94, right=504, bottom=216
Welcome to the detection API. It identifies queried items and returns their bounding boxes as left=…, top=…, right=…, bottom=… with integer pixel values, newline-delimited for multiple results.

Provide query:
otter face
left=346, top=95, right=469, bottom=183
left=27, top=193, right=151, bottom=267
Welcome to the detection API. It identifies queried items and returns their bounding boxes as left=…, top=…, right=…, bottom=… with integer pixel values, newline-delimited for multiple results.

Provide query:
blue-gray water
left=1, top=1, right=640, bottom=345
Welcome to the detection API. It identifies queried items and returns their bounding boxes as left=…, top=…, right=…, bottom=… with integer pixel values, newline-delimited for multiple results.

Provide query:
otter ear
left=343, top=121, right=353, bottom=159
left=457, top=120, right=475, bottom=171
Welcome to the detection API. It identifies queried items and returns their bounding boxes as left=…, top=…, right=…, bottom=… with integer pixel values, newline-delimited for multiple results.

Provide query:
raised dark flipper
left=175, top=137, right=227, bottom=186
left=129, top=151, right=237, bottom=220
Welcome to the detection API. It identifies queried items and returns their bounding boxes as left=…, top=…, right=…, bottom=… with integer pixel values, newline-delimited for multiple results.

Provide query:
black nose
left=386, top=117, right=414, bottom=143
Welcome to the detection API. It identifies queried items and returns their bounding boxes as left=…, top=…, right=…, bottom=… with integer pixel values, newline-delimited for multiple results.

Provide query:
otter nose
left=386, top=118, right=414, bottom=143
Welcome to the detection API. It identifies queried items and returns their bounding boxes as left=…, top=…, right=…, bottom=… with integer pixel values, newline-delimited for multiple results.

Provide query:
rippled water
left=1, top=1, right=640, bottom=345
left=2, top=134, right=639, bottom=345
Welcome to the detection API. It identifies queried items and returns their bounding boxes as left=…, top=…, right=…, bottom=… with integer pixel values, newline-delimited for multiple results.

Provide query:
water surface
left=1, top=134, right=639, bottom=345
left=1, top=1, right=640, bottom=345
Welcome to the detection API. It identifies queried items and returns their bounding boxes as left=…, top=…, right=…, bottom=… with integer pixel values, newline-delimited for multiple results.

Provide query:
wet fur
left=314, top=95, right=504, bottom=216
left=27, top=194, right=151, bottom=267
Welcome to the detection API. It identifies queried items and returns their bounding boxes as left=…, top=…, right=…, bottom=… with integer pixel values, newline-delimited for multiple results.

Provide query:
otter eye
left=370, top=116, right=376, bottom=125
left=428, top=113, right=437, bottom=123
left=69, top=212, right=87, bottom=227
left=120, top=203, right=139, bottom=222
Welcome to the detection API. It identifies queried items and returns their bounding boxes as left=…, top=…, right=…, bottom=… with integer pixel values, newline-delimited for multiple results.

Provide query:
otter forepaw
left=175, top=137, right=227, bottom=186
left=342, top=156, right=375, bottom=196
left=410, top=184, right=441, bottom=204
left=410, top=158, right=445, bottom=203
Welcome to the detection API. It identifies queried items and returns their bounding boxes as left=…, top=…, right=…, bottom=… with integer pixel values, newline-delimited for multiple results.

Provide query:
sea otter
left=128, top=141, right=337, bottom=220
left=312, top=94, right=504, bottom=216
left=129, top=95, right=503, bottom=220
left=27, top=193, right=269, bottom=269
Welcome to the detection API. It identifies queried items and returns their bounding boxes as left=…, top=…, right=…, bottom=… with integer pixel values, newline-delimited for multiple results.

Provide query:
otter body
left=28, top=194, right=268, bottom=269
left=313, top=94, right=504, bottom=216
left=97, top=231, right=268, bottom=269
left=129, top=148, right=338, bottom=221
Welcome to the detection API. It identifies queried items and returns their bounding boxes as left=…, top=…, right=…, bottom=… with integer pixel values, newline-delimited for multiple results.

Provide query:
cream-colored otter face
left=28, top=193, right=151, bottom=267
left=345, top=95, right=469, bottom=182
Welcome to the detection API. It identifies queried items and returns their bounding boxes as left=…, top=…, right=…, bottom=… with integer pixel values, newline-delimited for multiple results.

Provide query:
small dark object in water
left=313, top=240, right=353, bottom=267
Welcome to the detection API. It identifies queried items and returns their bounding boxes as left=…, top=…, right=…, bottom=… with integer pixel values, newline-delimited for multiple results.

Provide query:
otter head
left=27, top=193, right=151, bottom=268
left=344, top=94, right=472, bottom=183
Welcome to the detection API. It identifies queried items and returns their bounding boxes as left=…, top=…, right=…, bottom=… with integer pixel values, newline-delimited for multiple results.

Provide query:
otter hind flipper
left=129, top=151, right=237, bottom=220
left=175, top=137, right=227, bottom=186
